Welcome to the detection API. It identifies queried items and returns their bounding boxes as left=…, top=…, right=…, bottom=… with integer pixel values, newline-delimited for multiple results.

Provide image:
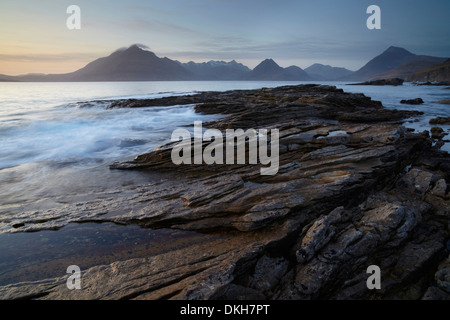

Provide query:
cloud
left=122, top=16, right=200, bottom=37
left=134, top=43, right=151, bottom=50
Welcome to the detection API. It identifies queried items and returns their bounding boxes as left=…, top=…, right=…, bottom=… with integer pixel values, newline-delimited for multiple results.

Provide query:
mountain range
left=1, top=44, right=448, bottom=82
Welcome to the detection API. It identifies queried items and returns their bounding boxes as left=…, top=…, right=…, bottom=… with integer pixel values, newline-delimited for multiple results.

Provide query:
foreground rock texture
left=0, top=85, right=448, bottom=300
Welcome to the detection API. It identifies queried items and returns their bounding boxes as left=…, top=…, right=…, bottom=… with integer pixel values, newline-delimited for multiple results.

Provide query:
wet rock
left=433, top=100, right=450, bottom=105
left=429, top=117, right=450, bottom=125
left=431, top=127, right=445, bottom=139
left=400, top=98, right=424, bottom=105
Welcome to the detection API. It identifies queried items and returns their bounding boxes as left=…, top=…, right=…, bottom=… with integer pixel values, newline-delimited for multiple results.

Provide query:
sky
left=0, top=0, right=449, bottom=75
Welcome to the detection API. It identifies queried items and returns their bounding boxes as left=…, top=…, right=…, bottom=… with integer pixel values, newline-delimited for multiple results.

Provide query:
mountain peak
left=127, top=44, right=142, bottom=51
left=343, top=46, right=422, bottom=81
left=384, top=46, right=413, bottom=55
left=253, top=59, right=281, bottom=72
left=260, top=58, right=278, bottom=65
left=246, top=58, right=310, bottom=80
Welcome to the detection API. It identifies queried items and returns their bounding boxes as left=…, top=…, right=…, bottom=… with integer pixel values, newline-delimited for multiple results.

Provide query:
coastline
left=0, top=84, right=448, bottom=300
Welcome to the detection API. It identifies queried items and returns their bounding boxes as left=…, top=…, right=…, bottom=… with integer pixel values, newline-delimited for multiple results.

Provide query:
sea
left=0, top=81, right=448, bottom=286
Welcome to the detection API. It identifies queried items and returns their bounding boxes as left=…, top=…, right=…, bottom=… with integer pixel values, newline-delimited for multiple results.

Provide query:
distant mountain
left=14, top=45, right=192, bottom=81
left=61, top=45, right=193, bottom=81
left=180, top=60, right=251, bottom=80
left=405, top=58, right=450, bottom=82
left=343, top=46, right=447, bottom=81
left=0, top=74, right=20, bottom=82
left=245, top=59, right=311, bottom=81
left=304, top=63, right=353, bottom=80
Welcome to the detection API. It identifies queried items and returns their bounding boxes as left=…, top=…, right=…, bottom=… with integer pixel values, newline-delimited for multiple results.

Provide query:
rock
left=295, top=207, right=343, bottom=263
left=433, top=100, right=450, bottom=105
left=400, top=98, right=424, bottom=105
left=422, top=286, right=450, bottom=300
left=429, top=117, right=450, bottom=125
left=349, top=78, right=404, bottom=86
left=435, top=256, right=450, bottom=293
left=431, top=127, right=445, bottom=139
left=422, top=256, right=450, bottom=300
left=213, top=284, right=266, bottom=300
left=415, top=81, right=450, bottom=86
left=248, top=255, right=289, bottom=296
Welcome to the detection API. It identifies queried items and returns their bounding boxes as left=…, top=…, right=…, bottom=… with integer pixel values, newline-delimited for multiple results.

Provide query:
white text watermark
left=171, top=121, right=279, bottom=175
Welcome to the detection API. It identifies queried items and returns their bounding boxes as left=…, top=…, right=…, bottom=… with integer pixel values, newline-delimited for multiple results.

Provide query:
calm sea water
left=0, top=81, right=448, bottom=286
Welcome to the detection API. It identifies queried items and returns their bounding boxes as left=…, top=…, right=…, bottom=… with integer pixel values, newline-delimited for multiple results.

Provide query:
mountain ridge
left=343, top=46, right=447, bottom=81
left=304, top=63, right=353, bottom=80
left=245, top=59, right=311, bottom=81
left=1, top=44, right=448, bottom=82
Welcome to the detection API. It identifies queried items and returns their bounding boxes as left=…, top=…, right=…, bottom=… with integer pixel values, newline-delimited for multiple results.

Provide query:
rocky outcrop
left=0, top=85, right=448, bottom=300
left=433, top=100, right=450, bottom=105
left=430, top=117, right=450, bottom=125
left=414, top=81, right=450, bottom=86
left=349, top=78, right=404, bottom=86
left=431, top=127, right=446, bottom=140
left=401, top=98, right=424, bottom=105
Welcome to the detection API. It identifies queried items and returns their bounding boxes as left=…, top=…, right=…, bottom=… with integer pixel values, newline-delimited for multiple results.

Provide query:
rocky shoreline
left=0, top=84, right=448, bottom=300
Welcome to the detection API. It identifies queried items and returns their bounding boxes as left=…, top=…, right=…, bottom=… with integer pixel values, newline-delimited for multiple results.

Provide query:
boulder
left=400, top=98, right=424, bottom=105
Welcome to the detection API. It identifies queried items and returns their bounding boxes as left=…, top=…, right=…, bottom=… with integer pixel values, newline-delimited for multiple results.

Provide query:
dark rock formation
left=0, top=85, right=448, bottom=300
left=433, top=100, right=450, bottom=105
left=430, top=117, right=450, bottom=125
left=401, top=98, right=424, bottom=105
left=414, top=81, right=450, bottom=86
left=431, top=127, right=446, bottom=140
left=349, top=78, right=404, bottom=86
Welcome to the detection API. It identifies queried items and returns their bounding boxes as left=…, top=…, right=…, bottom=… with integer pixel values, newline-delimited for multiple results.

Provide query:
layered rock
left=0, top=85, right=448, bottom=300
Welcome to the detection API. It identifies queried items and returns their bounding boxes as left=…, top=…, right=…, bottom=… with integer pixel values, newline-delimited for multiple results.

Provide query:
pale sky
left=1, top=0, right=449, bottom=75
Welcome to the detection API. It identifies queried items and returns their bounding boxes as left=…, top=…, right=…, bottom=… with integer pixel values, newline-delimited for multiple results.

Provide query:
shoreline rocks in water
left=401, top=98, right=424, bottom=105
left=413, top=81, right=450, bottom=86
left=430, top=117, right=450, bottom=125
left=431, top=127, right=447, bottom=140
left=0, top=84, right=448, bottom=301
left=433, top=100, right=450, bottom=105
left=348, top=78, right=404, bottom=86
